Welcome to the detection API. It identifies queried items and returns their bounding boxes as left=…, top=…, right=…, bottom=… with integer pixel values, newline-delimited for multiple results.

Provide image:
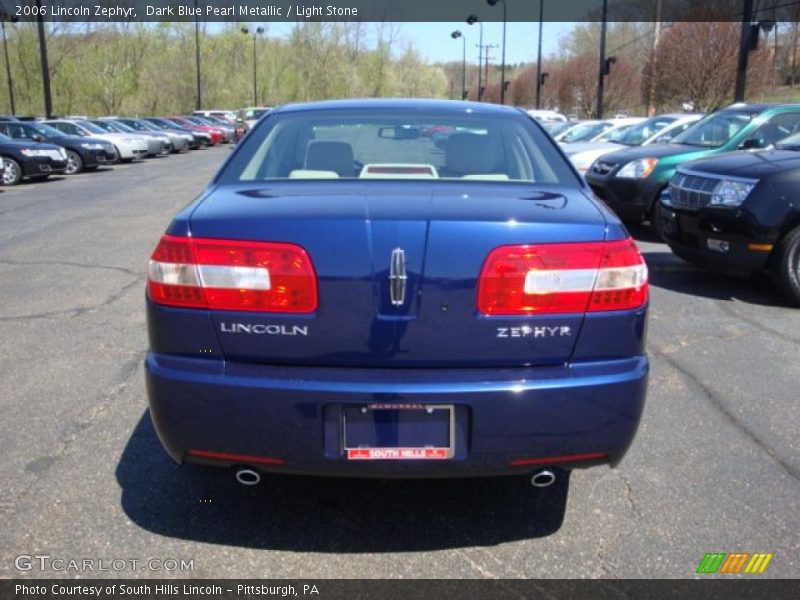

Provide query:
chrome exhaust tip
left=235, top=468, right=261, bottom=486
left=531, top=469, right=556, bottom=488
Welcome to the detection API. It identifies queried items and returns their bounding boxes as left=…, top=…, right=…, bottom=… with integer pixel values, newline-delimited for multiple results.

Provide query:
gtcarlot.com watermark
left=14, top=554, right=194, bottom=573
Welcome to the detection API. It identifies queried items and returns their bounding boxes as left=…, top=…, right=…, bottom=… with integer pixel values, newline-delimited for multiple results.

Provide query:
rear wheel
left=2, top=158, right=22, bottom=185
left=65, top=150, right=83, bottom=175
left=771, top=225, right=800, bottom=306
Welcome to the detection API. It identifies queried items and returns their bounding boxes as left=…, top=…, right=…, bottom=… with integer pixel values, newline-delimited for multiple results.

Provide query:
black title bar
left=1, top=0, right=798, bottom=23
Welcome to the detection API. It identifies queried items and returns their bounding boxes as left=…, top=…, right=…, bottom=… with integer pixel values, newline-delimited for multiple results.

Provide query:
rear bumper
left=146, top=354, right=648, bottom=478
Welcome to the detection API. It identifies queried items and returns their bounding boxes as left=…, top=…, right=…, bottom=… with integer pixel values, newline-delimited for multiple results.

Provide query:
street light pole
left=451, top=30, right=466, bottom=100
left=35, top=0, right=52, bottom=118
left=241, top=26, right=265, bottom=106
left=1, top=19, right=16, bottom=114
left=488, top=0, right=507, bottom=104
left=194, top=0, right=201, bottom=110
left=734, top=0, right=755, bottom=102
left=596, top=0, right=608, bottom=119
left=535, top=0, right=544, bottom=109
left=466, top=15, right=483, bottom=101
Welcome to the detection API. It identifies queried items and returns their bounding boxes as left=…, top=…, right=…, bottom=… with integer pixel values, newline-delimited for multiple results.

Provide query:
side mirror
left=740, top=138, right=764, bottom=150
left=31, top=134, right=44, bottom=142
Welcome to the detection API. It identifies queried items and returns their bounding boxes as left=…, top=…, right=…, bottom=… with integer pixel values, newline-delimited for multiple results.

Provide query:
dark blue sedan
left=145, top=99, right=649, bottom=487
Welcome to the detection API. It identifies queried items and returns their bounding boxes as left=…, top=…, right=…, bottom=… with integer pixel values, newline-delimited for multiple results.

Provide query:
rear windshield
left=218, top=109, right=580, bottom=185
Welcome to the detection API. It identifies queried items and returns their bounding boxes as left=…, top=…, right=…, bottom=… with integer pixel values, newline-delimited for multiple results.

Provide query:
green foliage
left=0, top=22, right=449, bottom=116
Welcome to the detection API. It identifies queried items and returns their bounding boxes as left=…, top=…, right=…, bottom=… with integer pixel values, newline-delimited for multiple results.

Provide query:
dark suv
left=660, top=131, right=800, bottom=305
left=585, top=104, right=800, bottom=229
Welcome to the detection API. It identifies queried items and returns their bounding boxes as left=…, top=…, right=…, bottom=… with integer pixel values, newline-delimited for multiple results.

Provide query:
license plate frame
left=343, top=404, right=455, bottom=460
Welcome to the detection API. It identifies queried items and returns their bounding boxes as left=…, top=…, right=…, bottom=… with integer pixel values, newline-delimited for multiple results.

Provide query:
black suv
left=0, top=121, right=117, bottom=175
left=659, top=131, right=800, bottom=305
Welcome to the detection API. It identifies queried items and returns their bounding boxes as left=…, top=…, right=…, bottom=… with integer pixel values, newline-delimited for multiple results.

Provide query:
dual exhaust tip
left=530, top=469, right=556, bottom=488
left=235, top=468, right=261, bottom=486
left=236, top=467, right=556, bottom=488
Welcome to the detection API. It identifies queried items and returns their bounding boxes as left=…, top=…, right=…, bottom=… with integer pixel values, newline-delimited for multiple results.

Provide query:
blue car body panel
left=145, top=99, right=649, bottom=477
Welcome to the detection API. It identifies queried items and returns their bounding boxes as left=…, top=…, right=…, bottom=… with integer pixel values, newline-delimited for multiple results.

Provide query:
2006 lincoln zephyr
left=145, top=99, right=649, bottom=488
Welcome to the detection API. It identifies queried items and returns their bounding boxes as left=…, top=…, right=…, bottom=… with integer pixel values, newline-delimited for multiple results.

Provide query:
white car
left=565, top=114, right=704, bottom=174
left=45, top=119, right=148, bottom=162
left=526, top=109, right=568, bottom=122
left=236, top=106, right=272, bottom=130
left=558, top=117, right=645, bottom=146
left=92, top=119, right=169, bottom=157
left=194, top=109, right=236, bottom=124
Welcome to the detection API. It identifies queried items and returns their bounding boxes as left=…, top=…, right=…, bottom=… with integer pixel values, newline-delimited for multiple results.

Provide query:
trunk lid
left=188, top=181, right=609, bottom=367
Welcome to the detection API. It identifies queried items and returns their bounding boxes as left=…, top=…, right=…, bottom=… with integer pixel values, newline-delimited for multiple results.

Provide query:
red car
left=166, top=117, right=224, bottom=145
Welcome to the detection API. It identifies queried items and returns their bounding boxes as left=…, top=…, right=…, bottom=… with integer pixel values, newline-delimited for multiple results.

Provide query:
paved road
left=1, top=149, right=797, bottom=579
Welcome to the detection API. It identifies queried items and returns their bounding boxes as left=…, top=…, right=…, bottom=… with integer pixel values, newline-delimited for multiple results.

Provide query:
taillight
left=477, top=238, right=647, bottom=315
left=147, top=234, right=317, bottom=313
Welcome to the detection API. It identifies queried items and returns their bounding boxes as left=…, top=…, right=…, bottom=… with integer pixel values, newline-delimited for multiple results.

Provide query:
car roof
left=273, top=98, right=521, bottom=116
left=725, top=103, right=800, bottom=113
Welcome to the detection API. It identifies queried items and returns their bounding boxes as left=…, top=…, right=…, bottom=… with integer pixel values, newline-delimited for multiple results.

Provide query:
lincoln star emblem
left=389, top=248, right=407, bottom=306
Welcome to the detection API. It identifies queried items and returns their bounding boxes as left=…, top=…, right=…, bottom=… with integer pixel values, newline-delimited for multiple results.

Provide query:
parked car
left=183, top=116, right=235, bottom=143
left=93, top=119, right=171, bottom=156
left=566, top=114, right=704, bottom=174
left=0, top=120, right=117, bottom=175
left=542, top=121, right=580, bottom=138
left=197, top=114, right=246, bottom=141
left=143, top=118, right=211, bottom=148
left=526, top=109, right=568, bottom=122
left=165, top=116, right=224, bottom=145
left=145, top=99, right=649, bottom=486
left=585, top=103, right=800, bottom=228
left=0, top=132, right=68, bottom=185
left=113, top=118, right=192, bottom=153
left=45, top=119, right=148, bottom=162
left=194, top=109, right=237, bottom=124
left=659, top=130, right=800, bottom=305
left=560, top=117, right=645, bottom=146
left=236, top=106, right=272, bottom=130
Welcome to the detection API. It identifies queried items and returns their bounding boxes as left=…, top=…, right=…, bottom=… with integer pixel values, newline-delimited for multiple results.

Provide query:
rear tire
left=771, top=226, right=800, bottom=306
left=649, top=200, right=664, bottom=241
left=2, top=157, right=22, bottom=185
left=65, top=149, right=83, bottom=175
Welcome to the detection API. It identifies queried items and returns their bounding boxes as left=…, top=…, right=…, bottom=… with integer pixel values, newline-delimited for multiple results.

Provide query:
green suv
left=584, top=103, right=800, bottom=227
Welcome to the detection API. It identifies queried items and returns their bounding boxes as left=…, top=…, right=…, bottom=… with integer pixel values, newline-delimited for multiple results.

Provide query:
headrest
left=444, top=133, right=497, bottom=175
left=305, top=141, right=354, bottom=178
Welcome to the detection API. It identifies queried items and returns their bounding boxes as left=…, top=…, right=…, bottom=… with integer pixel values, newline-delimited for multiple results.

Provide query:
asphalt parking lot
left=0, top=147, right=797, bottom=579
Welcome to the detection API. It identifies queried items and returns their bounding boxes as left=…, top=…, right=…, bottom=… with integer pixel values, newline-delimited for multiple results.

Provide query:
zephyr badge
left=389, top=247, right=407, bottom=306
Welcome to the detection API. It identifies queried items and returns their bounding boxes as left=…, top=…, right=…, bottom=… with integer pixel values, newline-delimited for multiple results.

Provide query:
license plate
left=343, top=404, right=454, bottom=460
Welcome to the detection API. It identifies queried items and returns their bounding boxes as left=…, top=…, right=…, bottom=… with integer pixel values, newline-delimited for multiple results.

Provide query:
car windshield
left=30, top=123, right=64, bottom=137
left=77, top=120, right=107, bottom=134
left=604, top=117, right=676, bottom=146
left=561, top=122, right=610, bottom=143
left=774, top=131, right=800, bottom=150
left=91, top=121, right=118, bottom=132
left=218, top=109, right=579, bottom=185
left=671, top=109, right=756, bottom=148
left=111, top=121, right=137, bottom=133
left=544, top=121, right=575, bottom=136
